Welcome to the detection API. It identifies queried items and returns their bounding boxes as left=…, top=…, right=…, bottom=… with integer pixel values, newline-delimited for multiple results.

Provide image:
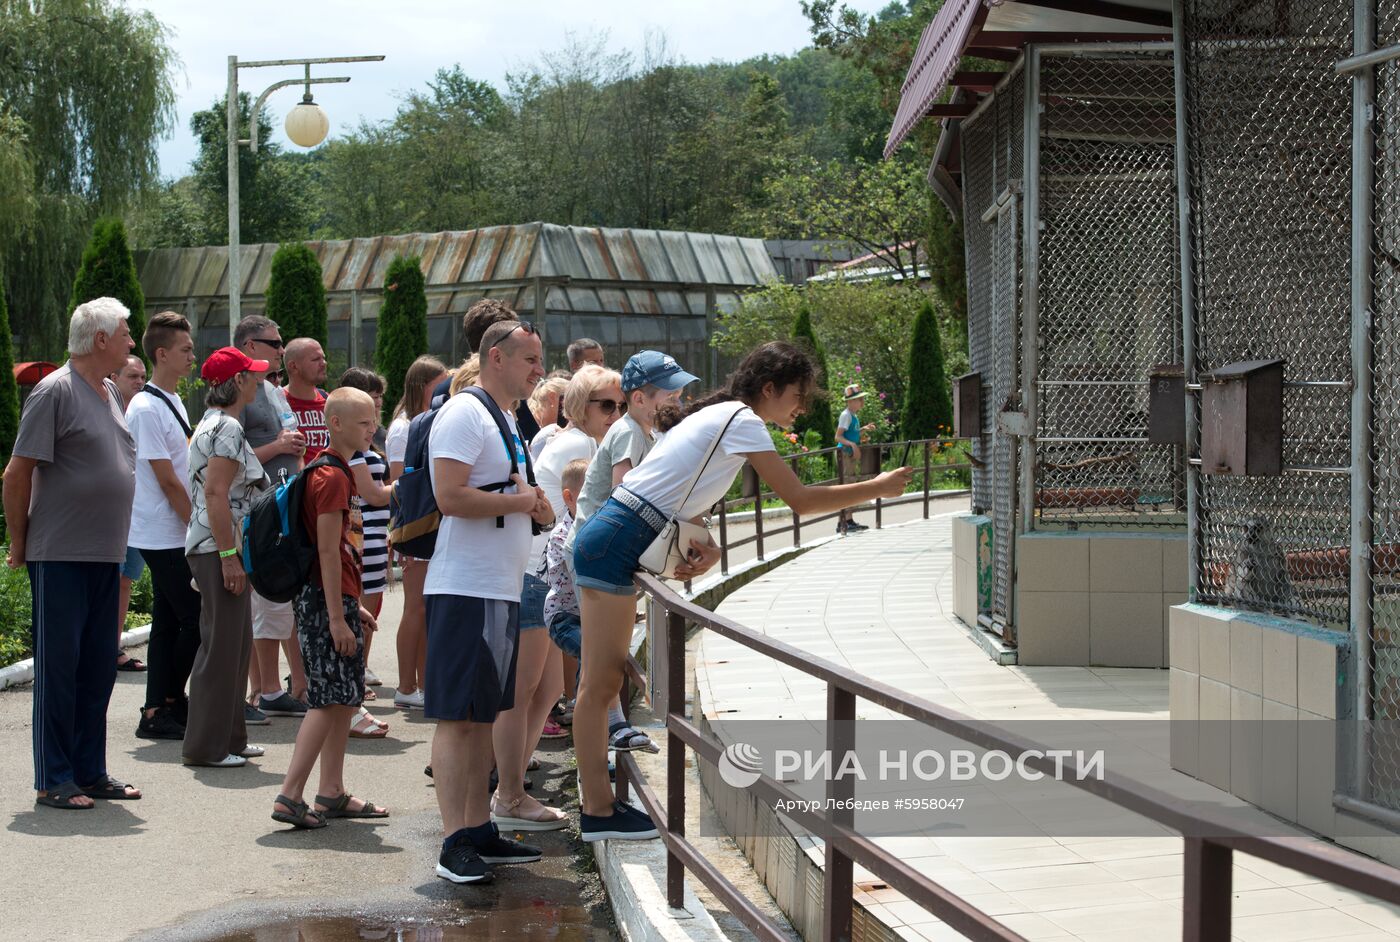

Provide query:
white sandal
left=490, top=794, right=568, bottom=831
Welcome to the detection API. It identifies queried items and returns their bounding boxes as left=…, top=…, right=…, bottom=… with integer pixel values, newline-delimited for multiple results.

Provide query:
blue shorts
left=520, top=573, right=548, bottom=631
left=547, top=610, right=581, bottom=660
left=121, top=546, right=146, bottom=582
left=572, top=497, right=661, bottom=595
left=424, top=594, right=519, bottom=723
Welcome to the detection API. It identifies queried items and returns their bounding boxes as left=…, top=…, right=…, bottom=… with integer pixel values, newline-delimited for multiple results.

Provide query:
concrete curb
left=0, top=623, right=152, bottom=690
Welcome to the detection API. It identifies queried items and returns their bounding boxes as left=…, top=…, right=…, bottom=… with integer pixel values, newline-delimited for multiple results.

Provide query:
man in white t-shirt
left=126, top=312, right=203, bottom=742
left=424, top=319, right=554, bottom=885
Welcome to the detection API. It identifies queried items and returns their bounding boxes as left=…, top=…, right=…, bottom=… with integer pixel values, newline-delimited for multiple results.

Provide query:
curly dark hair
left=654, top=340, right=819, bottom=432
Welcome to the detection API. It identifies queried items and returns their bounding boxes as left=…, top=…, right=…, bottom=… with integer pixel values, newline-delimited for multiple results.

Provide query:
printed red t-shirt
left=300, top=456, right=363, bottom=599
left=285, top=389, right=328, bottom=462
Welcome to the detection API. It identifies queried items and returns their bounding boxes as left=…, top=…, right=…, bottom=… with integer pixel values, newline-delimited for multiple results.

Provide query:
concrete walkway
left=698, top=516, right=1400, bottom=942
left=0, top=587, right=613, bottom=941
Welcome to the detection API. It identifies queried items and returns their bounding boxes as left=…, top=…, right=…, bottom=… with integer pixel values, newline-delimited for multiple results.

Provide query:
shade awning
left=884, top=0, right=987, bottom=158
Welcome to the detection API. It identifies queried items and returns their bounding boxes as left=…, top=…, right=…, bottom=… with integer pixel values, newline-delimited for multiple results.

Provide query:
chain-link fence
left=1180, top=0, right=1353, bottom=629
left=961, top=61, right=1024, bottom=638
left=1036, top=48, right=1185, bottom=528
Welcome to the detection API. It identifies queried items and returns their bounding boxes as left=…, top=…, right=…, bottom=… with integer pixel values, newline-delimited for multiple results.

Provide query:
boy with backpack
left=269, top=387, right=388, bottom=830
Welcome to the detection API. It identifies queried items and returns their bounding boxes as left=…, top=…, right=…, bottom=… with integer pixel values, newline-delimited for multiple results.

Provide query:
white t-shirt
left=576, top=413, right=653, bottom=528
left=126, top=385, right=192, bottom=550
left=529, top=426, right=596, bottom=572
left=529, top=423, right=561, bottom=462
left=621, top=402, right=774, bottom=520
left=386, top=414, right=411, bottom=467
left=424, top=391, right=533, bottom=602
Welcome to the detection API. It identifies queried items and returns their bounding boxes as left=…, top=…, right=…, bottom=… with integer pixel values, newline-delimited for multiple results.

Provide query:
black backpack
left=388, top=386, right=539, bottom=557
left=242, top=451, right=353, bottom=603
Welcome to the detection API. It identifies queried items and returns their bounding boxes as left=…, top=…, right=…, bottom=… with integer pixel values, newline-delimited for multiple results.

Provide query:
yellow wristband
left=218, top=547, right=238, bottom=559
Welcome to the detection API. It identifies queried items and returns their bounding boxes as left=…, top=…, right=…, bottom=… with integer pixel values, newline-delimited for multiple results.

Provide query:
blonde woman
left=527, top=374, right=571, bottom=461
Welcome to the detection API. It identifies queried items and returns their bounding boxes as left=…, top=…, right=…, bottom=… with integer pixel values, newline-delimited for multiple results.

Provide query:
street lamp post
left=225, top=54, right=384, bottom=343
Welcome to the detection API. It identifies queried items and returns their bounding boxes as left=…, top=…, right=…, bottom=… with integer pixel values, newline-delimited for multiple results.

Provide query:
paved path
left=699, top=516, right=1400, bottom=942
left=0, top=587, right=613, bottom=941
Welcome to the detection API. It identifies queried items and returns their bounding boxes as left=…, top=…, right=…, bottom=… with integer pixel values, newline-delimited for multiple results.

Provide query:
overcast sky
left=130, top=0, right=894, bottom=179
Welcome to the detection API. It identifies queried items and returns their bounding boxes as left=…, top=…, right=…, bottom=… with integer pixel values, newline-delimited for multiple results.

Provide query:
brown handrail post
left=822, top=684, right=856, bottom=942
left=754, top=492, right=765, bottom=561
left=616, top=670, right=633, bottom=803
left=666, top=609, right=687, bottom=910
left=923, top=442, right=932, bottom=519
left=875, top=444, right=884, bottom=531
left=718, top=498, right=729, bottom=576
left=1182, top=838, right=1232, bottom=941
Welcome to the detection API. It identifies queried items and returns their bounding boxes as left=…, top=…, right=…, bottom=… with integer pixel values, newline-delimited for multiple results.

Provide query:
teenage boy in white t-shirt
left=424, top=319, right=555, bottom=885
left=126, top=312, right=202, bottom=742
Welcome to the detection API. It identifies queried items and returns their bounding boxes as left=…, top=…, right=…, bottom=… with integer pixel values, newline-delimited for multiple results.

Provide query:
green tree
left=70, top=217, right=146, bottom=362
left=901, top=297, right=953, bottom=439
left=375, top=255, right=428, bottom=421
left=791, top=303, right=836, bottom=448
left=0, top=0, right=177, bottom=356
left=264, top=243, right=326, bottom=346
left=0, top=274, right=19, bottom=461
left=187, top=94, right=313, bottom=246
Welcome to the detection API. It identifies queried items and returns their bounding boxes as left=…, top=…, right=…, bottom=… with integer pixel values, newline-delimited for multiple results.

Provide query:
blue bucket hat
left=621, top=350, right=699, bottom=393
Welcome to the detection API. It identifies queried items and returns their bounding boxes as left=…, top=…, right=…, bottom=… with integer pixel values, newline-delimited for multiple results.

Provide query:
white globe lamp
left=284, top=94, right=329, bottom=148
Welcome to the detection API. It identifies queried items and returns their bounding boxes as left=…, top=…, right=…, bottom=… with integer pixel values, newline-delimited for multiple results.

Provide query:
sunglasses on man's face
left=589, top=397, right=628, bottom=416
left=251, top=337, right=284, bottom=350
left=488, top=320, right=539, bottom=351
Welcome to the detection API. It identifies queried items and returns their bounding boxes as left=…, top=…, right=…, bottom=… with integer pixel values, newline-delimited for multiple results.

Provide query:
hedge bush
left=376, top=255, right=428, bottom=422
left=70, top=217, right=147, bottom=364
left=265, top=243, right=327, bottom=347
left=901, top=298, right=954, bottom=440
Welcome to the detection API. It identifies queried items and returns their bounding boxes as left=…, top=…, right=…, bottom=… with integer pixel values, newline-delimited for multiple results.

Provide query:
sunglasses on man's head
left=488, top=320, right=539, bottom=350
left=589, top=397, right=628, bottom=416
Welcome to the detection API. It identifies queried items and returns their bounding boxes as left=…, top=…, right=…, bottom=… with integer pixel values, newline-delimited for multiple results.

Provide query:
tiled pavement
left=695, top=516, right=1400, bottom=942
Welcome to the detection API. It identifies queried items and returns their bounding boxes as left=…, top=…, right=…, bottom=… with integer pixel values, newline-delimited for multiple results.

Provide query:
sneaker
left=245, top=704, right=271, bottom=726
left=183, top=753, right=246, bottom=768
left=394, top=688, right=426, bottom=710
left=136, top=708, right=184, bottom=741
left=240, top=744, right=266, bottom=758
left=846, top=520, right=869, bottom=532
left=581, top=800, right=660, bottom=842
left=470, top=822, right=543, bottom=863
left=436, top=842, right=492, bottom=885
left=258, top=691, right=308, bottom=717
left=364, top=667, right=382, bottom=686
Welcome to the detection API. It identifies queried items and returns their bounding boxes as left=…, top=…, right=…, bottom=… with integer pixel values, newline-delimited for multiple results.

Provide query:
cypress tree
left=265, top=243, right=327, bottom=347
left=901, top=297, right=954, bottom=439
left=791, top=301, right=836, bottom=448
left=375, top=255, right=428, bottom=422
left=70, top=218, right=146, bottom=363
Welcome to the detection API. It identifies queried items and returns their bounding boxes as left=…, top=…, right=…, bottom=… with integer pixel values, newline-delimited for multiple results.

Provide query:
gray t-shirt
left=240, top=379, right=298, bottom=485
left=186, top=409, right=267, bottom=556
left=12, top=364, right=135, bottom=563
left=576, top=413, right=655, bottom=528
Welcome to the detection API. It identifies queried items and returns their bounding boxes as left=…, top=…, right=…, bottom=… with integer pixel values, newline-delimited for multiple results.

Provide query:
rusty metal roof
left=136, top=222, right=778, bottom=323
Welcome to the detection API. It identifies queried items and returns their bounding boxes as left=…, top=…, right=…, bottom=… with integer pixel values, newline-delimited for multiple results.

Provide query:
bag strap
left=143, top=383, right=192, bottom=438
left=669, top=403, right=748, bottom=523
left=464, top=386, right=534, bottom=528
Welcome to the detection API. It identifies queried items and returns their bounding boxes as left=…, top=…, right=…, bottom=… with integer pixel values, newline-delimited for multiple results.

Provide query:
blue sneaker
left=581, top=800, right=660, bottom=842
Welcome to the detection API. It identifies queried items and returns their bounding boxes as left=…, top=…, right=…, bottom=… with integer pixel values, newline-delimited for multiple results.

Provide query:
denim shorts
left=572, top=496, right=662, bottom=595
left=547, top=610, right=581, bottom=659
left=520, top=573, right=548, bottom=631
left=121, top=545, right=146, bottom=582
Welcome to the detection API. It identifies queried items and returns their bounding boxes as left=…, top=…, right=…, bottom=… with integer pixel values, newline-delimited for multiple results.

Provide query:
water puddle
left=208, top=904, right=614, bottom=941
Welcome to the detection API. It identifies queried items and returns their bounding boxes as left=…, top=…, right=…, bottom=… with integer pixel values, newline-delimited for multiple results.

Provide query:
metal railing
left=605, top=486, right=1400, bottom=942
left=711, top=437, right=973, bottom=578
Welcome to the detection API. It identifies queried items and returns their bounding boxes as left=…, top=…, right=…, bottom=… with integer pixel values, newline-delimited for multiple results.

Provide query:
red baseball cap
left=201, top=346, right=269, bottom=384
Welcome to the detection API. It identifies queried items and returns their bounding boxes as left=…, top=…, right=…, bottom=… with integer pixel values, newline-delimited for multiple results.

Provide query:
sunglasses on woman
left=589, top=397, right=628, bottom=416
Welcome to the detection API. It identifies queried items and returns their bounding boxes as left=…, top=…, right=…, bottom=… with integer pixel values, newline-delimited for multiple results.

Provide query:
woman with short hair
left=183, top=347, right=271, bottom=769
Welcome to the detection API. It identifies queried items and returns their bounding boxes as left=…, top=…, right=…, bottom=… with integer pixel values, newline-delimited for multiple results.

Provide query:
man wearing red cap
left=4, top=298, right=140, bottom=809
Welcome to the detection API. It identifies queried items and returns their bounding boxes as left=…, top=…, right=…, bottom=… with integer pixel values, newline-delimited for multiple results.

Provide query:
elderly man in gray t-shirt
left=231, top=316, right=311, bottom=717
left=3, top=297, right=141, bottom=809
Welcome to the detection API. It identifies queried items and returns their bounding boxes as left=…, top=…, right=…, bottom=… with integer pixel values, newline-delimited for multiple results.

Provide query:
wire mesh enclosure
left=1036, top=48, right=1185, bottom=528
left=961, top=61, right=1025, bottom=637
left=1180, top=0, right=1353, bottom=629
